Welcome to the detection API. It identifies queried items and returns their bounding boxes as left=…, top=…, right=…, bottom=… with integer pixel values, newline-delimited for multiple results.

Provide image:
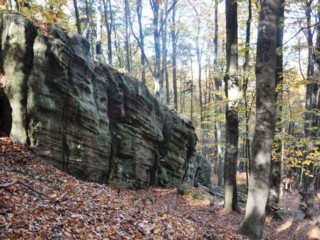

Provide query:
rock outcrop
left=0, top=12, right=211, bottom=189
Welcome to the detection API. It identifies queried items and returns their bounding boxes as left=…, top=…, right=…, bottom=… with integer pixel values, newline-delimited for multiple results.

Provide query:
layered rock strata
left=0, top=12, right=211, bottom=189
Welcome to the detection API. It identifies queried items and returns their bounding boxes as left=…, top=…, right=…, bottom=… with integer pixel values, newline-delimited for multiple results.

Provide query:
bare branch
left=283, top=22, right=319, bottom=46
left=129, top=15, right=155, bottom=76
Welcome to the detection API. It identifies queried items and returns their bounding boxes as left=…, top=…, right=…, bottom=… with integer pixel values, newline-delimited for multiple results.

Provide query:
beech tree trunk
left=243, top=0, right=252, bottom=192
left=314, top=0, right=320, bottom=194
left=267, top=0, right=284, bottom=217
left=213, top=0, right=223, bottom=186
left=190, top=59, right=194, bottom=123
left=239, top=0, right=281, bottom=238
left=224, top=0, right=239, bottom=211
left=160, top=2, right=169, bottom=104
left=150, top=0, right=162, bottom=101
left=300, top=0, right=317, bottom=220
left=136, top=0, right=146, bottom=83
left=171, top=3, right=178, bottom=111
left=124, top=0, right=131, bottom=73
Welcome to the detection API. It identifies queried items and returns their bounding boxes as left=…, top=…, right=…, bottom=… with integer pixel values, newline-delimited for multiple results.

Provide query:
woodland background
left=1, top=0, right=320, bottom=239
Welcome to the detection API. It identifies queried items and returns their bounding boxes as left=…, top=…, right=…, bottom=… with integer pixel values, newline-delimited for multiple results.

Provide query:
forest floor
left=0, top=137, right=320, bottom=239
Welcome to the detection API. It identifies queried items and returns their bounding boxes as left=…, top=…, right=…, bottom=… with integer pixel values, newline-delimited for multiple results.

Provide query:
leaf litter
left=0, top=137, right=319, bottom=239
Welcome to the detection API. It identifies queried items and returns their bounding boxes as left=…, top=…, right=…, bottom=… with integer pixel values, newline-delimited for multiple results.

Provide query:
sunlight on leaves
left=276, top=218, right=294, bottom=233
left=307, top=226, right=320, bottom=239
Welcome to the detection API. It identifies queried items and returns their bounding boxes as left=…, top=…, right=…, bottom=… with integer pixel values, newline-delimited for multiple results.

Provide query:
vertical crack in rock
left=182, top=133, right=195, bottom=183
left=150, top=150, right=160, bottom=186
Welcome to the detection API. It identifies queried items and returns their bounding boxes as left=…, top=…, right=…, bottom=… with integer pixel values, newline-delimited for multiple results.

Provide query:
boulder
left=0, top=11, right=211, bottom=189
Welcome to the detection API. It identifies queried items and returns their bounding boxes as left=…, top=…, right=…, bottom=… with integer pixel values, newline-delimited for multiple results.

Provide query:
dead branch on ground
left=0, top=179, right=48, bottom=197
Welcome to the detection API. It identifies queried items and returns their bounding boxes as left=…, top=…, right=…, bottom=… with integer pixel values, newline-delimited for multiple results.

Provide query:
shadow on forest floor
left=211, top=173, right=320, bottom=239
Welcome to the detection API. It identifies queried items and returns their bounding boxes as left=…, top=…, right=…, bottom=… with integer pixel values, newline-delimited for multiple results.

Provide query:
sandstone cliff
left=0, top=12, right=211, bottom=189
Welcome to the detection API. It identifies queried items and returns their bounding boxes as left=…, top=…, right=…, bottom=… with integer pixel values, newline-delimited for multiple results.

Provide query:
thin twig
left=283, top=22, right=318, bottom=46
left=53, top=192, right=68, bottom=204
left=0, top=180, right=18, bottom=188
left=18, top=180, right=48, bottom=197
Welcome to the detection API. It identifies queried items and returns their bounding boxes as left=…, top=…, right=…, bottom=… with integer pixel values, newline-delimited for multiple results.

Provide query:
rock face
left=0, top=12, right=211, bottom=189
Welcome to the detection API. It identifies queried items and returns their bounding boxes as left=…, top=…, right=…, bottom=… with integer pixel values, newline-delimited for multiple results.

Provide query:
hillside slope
left=0, top=137, right=319, bottom=239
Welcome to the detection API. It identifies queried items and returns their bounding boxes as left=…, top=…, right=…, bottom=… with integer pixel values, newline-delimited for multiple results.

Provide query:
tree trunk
left=82, top=0, right=90, bottom=41
left=314, top=0, right=320, bottom=193
left=161, top=2, right=169, bottom=104
left=14, top=0, right=20, bottom=11
left=112, top=12, right=122, bottom=68
left=180, top=67, right=185, bottom=113
left=172, top=2, right=178, bottom=111
left=239, top=0, right=281, bottom=238
left=136, top=0, right=146, bottom=82
left=300, top=0, right=318, bottom=220
left=95, top=0, right=103, bottom=62
left=150, top=0, right=162, bottom=101
left=267, top=0, right=284, bottom=218
left=188, top=0, right=205, bottom=157
left=124, top=0, right=131, bottom=73
left=103, top=0, right=113, bottom=64
left=190, top=59, right=194, bottom=124
left=130, top=0, right=155, bottom=81
left=224, top=0, right=239, bottom=212
left=73, top=0, right=81, bottom=34
left=243, top=0, right=252, bottom=192
left=213, top=0, right=223, bottom=185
